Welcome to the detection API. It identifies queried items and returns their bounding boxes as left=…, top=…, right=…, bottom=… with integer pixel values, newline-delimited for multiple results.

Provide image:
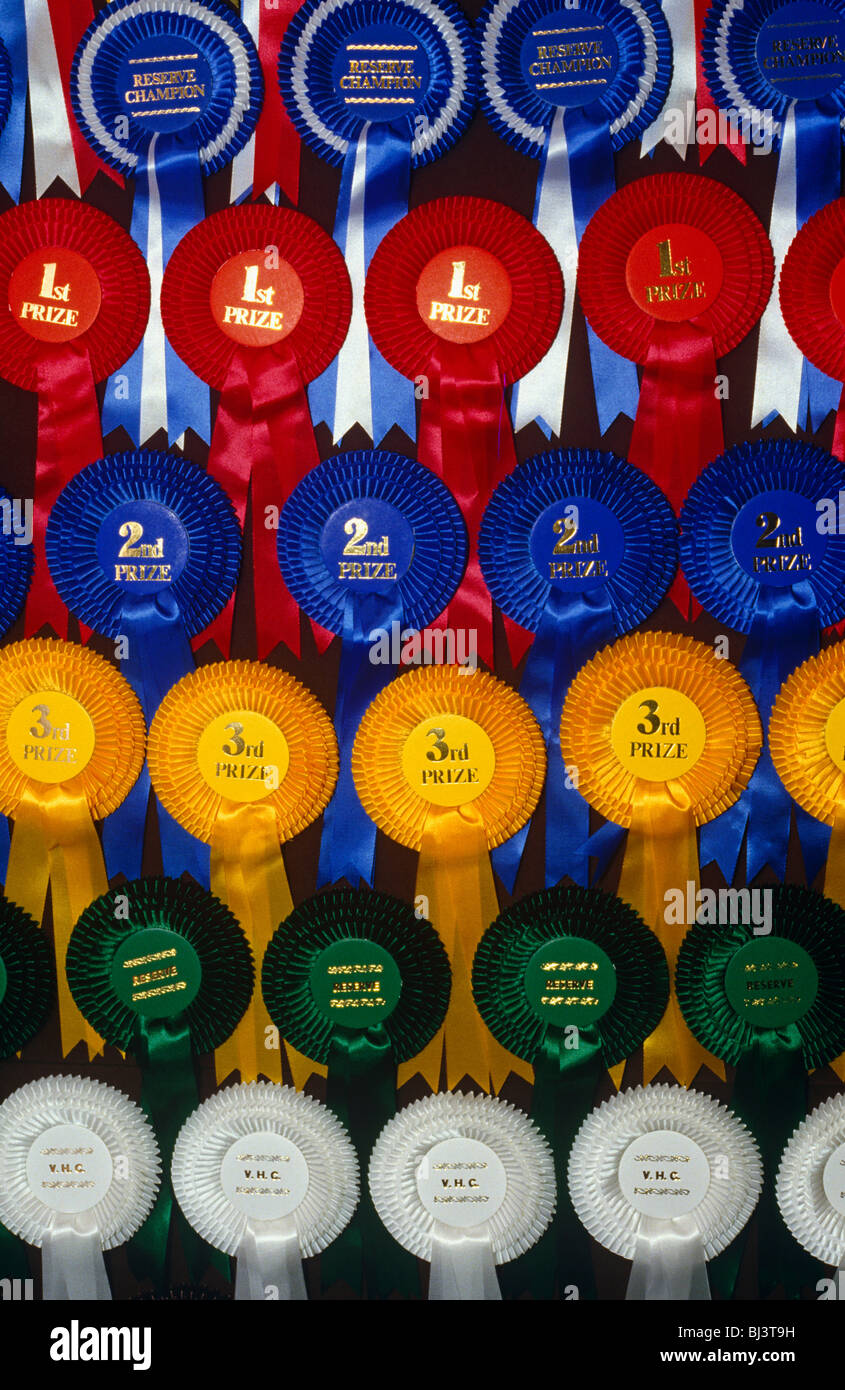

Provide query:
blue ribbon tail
left=795, top=805, right=831, bottom=886
left=0, top=814, right=10, bottom=883
left=318, top=594, right=400, bottom=888
left=564, top=105, right=639, bottom=433
left=799, top=358, right=842, bottom=433
left=581, top=819, right=627, bottom=882
left=0, top=6, right=27, bottom=202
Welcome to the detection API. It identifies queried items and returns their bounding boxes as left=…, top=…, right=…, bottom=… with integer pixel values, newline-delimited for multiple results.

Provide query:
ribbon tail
left=42, top=1214, right=111, bottom=1300
left=641, top=0, right=696, bottom=159
left=235, top=1219, right=306, bottom=1301
left=428, top=1224, right=501, bottom=1301
left=0, top=5, right=27, bottom=201
left=23, top=0, right=80, bottom=196
left=751, top=105, right=801, bottom=430
left=626, top=1214, right=710, bottom=1300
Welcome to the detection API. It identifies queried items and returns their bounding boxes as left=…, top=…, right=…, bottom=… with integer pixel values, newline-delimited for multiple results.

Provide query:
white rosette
left=777, top=1094, right=845, bottom=1269
left=170, top=1082, right=359, bottom=1301
left=368, top=1092, right=555, bottom=1301
left=0, top=1076, right=160, bottom=1301
left=568, top=1084, right=762, bottom=1301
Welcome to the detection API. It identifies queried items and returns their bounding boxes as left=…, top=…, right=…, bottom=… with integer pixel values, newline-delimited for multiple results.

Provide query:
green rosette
left=0, top=893, right=53, bottom=1279
left=473, top=885, right=669, bottom=1300
left=676, top=885, right=845, bottom=1298
left=66, top=876, right=254, bottom=1293
left=261, top=888, right=450, bottom=1299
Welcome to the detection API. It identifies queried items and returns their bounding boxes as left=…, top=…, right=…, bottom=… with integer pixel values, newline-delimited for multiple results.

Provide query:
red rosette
left=161, top=203, right=352, bottom=660
left=365, top=196, right=564, bottom=669
left=780, top=200, right=845, bottom=461
left=0, top=198, right=149, bottom=639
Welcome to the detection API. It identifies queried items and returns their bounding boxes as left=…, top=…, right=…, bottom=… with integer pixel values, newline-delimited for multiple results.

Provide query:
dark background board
left=0, top=0, right=841, bottom=1303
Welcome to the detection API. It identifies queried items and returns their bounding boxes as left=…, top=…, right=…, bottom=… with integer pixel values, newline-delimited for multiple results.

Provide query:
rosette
left=365, top=195, right=564, bottom=667
left=0, top=894, right=52, bottom=1059
left=676, top=885, right=845, bottom=1295
left=703, top=0, right=845, bottom=433
left=568, top=1084, right=762, bottom=1300
left=0, top=638, right=145, bottom=1059
left=480, top=450, right=677, bottom=889
left=777, top=1094, right=845, bottom=1272
left=473, top=886, right=669, bottom=1298
left=680, top=440, right=845, bottom=884
left=368, top=1092, right=555, bottom=1300
left=171, top=1082, right=359, bottom=1301
left=66, top=877, right=254, bottom=1289
left=45, top=449, right=241, bottom=882
left=780, top=197, right=845, bottom=457
left=230, top=1, right=301, bottom=206
left=71, top=0, right=263, bottom=445
left=280, top=0, right=477, bottom=446
left=352, top=665, right=546, bottom=1092
left=559, top=631, right=762, bottom=1083
left=262, top=887, right=450, bottom=1296
left=769, top=644, right=845, bottom=918
left=147, top=661, right=338, bottom=1087
left=279, top=450, right=467, bottom=887
left=0, top=198, right=149, bottom=638
left=161, top=203, right=352, bottom=659
left=577, top=172, right=774, bottom=534
left=477, top=0, right=670, bottom=436
left=0, top=1075, right=160, bottom=1300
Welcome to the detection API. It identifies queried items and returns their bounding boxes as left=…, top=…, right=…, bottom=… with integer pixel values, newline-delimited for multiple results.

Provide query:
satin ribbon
left=695, top=0, right=746, bottom=164
left=752, top=103, right=842, bottom=432
left=234, top=1216, right=307, bottom=1301
left=309, top=123, right=415, bottom=446
left=409, top=805, right=530, bottom=1094
left=626, top=1214, right=710, bottom=1300
left=513, top=108, right=638, bottom=439
left=230, top=0, right=300, bottom=206
left=617, top=782, right=724, bottom=1085
left=103, top=134, right=210, bottom=447
left=317, top=592, right=400, bottom=889
left=494, top=587, right=618, bottom=893
left=641, top=0, right=696, bottom=159
left=701, top=583, right=828, bottom=884
left=428, top=1222, right=501, bottom=1301
left=628, top=320, right=723, bottom=516
left=5, top=784, right=106, bottom=1060
left=199, top=344, right=322, bottom=660
left=42, top=1212, right=111, bottom=1300
left=26, top=346, right=103, bottom=639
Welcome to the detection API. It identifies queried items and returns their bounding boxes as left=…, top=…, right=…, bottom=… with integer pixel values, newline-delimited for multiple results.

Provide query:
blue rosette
left=477, top=0, right=671, bottom=438
left=279, top=449, right=467, bottom=889
left=279, top=0, right=477, bottom=448
left=0, top=485, right=33, bottom=882
left=703, top=0, right=845, bottom=434
left=71, top=0, right=262, bottom=447
left=680, top=438, right=845, bottom=884
left=45, top=449, right=242, bottom=885
left=479, top=449, right=677, bottom=890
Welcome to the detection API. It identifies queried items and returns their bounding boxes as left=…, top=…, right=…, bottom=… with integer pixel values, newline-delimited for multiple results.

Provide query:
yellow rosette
left=560, top=632, right=762, bottom=1086
left=0, top=638, right=145, bottom=1059
left=147, top=661, right=338, bottom=1088
left=352, top=665, right=546, bottom=1093
left=769, top=645, right=845, bottom=1084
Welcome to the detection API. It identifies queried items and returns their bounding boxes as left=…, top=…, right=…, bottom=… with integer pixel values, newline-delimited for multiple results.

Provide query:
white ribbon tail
left=512, top=109, right=575, bottom=438
left=24, top=0, right=81, bottom=196
left=625, top=1214, right=711, bottom=1301
left=640, top=0, right=696, bottom=158
left=751, top=103, right=801, bottom=430
left=139, top=134, right=169, bottom=445
left=234, top=1218, right=308, bottom=1301
left=331, top=127, right=374, bottom=442
left=42, top=1213, right=112, bottom=1301
left=428, top=1222, right=502, bottom=1301
left=230, top=0, right=259, bottom=202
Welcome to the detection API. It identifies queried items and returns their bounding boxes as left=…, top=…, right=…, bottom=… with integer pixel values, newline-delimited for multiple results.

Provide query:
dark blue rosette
left=0, top=484, right=33, bottom=882
left=480, top=449, right=677, bottom=890
left=71, top=0, right=262, bottom=447
left=45, top=449, right=242, bottom=885
left=477, top=0, right=671, bottom=438
left=279, top=450, right=467, bottom=888
left=680, top=439, right=845, bottom=884
left=703, top=0, right=845, bottom=433
left=279, top=0, right=477, bottom=448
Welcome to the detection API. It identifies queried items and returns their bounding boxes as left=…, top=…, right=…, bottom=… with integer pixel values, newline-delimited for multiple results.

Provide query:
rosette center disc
left=210, top=251, right=305, bottom=349
left=529, top=495, right=626, bottom=591
left=626, top=224, right=724, bottom=324
left=517, top=8, right=620, bottom=108
left=329, top=20, right=433, bottom=123
left=755, top=0, right=845, bottom=102
left=523, top=935, right=617, bottom=1025
left=730, top=489, right=826, bottom=589
left=309, top=938, right=403, bottom=1028
left=415, top=245, right=512, bottom=345
left=416, top=1136, right=508, bottom=1228
left=609, top=686, right=707, bottom=783
left=114, top=32, right=215, bottom=134
left=27, top=1123, right=114, bottom=1214
left=401, top=714, right=496, bottom=806
left=96, top=499, right=189, bottom=596
left=8, top=248, right=102, bottom=344
left=110, top=927, right=203, bottom=1019
left=617, top=1128, right=711, bottom=1220
left=723, top=936, right=819, bottom=1027
left=219, top=1130, right=310, bottom=1220
left=197, top=710, right=291, bottom=804
left=7, top=690, right=96, bottom=784
left=319, top=497, right=415, bottom=592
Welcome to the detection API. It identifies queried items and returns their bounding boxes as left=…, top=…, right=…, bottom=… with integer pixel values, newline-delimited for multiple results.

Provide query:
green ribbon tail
left=0, top=1220, right=30, bottom=1283
left=724, top=1028, right=821, bottom=1299
left=127, top=1018, right=229, bottom=1291
left=500, top=1027, right=604, bottom=1301
left=320, top=1028, right=420, bottom=1299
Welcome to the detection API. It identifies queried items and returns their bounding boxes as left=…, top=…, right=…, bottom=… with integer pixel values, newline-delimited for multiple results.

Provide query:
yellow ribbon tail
left=618, top=785, right=725, bottom=1087
left=7, top=788, right=107, bottom=1060
left=608, top=1060, right=626, bottom=1090
left=413, top=806, right=531, bottom=1094
left=211, top=804, right=326, bottom=1087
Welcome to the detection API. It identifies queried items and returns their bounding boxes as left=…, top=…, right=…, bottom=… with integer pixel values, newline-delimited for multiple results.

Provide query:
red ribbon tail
left=832, top=384, right=845, bottom=461
left=695, top=0, right=747, bottom=165
left=254, top=1, right=301, bottom=204
left=47, top=0, right=123, bottom=190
